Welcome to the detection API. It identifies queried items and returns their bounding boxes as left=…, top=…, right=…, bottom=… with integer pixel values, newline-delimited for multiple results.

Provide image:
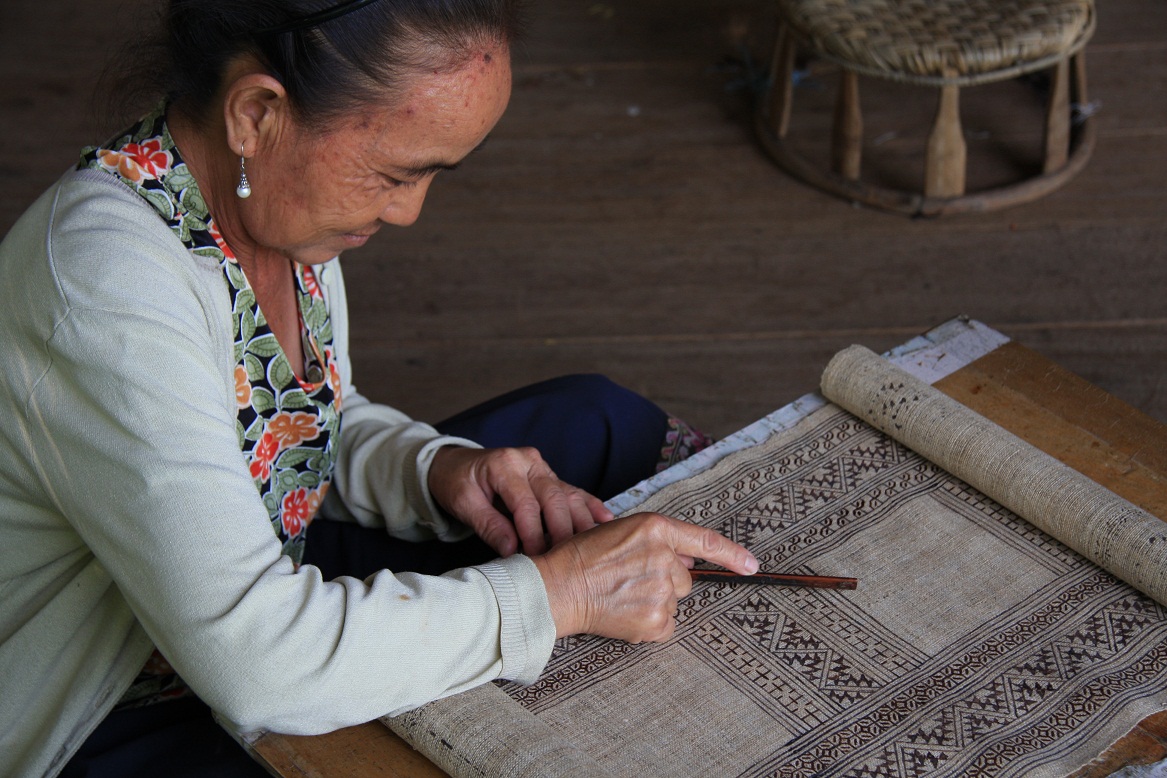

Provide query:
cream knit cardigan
left=0, top=169, right=555, bottom=778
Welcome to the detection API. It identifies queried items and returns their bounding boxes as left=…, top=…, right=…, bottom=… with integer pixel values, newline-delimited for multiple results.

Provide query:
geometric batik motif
left=500, top=406, right=1167, bottom=778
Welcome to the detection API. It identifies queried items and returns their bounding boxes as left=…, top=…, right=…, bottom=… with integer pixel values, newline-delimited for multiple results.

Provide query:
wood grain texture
left=934, top=341, right=1167, bottom=518
left=247, top=721, right=446, bottom=778
left=1068, top=706, right=1167, bottom=777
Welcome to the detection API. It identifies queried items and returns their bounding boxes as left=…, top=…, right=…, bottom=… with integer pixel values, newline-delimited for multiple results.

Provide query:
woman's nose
left=380, top=179, right=433, bottom=227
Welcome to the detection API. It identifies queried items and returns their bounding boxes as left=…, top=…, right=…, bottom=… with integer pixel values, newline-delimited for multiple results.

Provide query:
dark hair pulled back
left=113, top=0, right=522, bottom=128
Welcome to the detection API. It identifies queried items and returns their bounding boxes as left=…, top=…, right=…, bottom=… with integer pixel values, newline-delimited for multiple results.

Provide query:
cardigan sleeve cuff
left=474, top=555, right=556, bottom=685
left=406, top=435, right=482, bottom=542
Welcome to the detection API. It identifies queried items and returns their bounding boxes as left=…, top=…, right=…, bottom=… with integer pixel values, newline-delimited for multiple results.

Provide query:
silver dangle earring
left=236, top=144, right=252, bottom=199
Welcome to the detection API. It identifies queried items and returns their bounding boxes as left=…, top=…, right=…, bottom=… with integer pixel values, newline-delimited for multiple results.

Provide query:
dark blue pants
left=304, top=374, right=670, bottom=579
left=63, top=375, right=670, bottom=776
left=435, top=373, right=669, bottom=500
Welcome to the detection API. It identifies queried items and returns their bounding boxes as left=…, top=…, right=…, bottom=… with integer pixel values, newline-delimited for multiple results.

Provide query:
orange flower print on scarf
left=302, top=265, right=323, bottom=299
left=268, top=411, right=321, bottom=448
left=282, top=484, right=329, bottom=539
left=280, top=488, right=313, bottom=538
left=249, top=431, right=280, bottom=482
left=208, top=222, right=237, bottom=263
left=325, top=347, right=343, bottom=408
left=309, top=483, right=328, bottom=513
left=98, top=139, right=172, bottom=184
left=235, top=365, right=252, bottom=408
left=81, top=107, right=340, bottom=574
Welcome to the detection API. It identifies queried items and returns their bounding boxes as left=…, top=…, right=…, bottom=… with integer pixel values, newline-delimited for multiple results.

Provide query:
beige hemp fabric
left=823, top=346, right=1167, bottom=606
left=388, top=347, right=1167, bottom=777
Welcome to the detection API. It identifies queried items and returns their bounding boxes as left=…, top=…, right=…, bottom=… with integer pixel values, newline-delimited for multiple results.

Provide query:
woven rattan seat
left=756, top=0, right=1097, bottom=215
left=782, top=0, right=1094, bottom=84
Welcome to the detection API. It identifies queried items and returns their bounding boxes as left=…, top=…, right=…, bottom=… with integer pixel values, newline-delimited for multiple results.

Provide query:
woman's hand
left=428, top=446, right=614, bottom=557
left=531, top=513, right=759, bottom=643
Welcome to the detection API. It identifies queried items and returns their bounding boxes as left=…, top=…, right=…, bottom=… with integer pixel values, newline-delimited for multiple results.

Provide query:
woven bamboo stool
left=756, top=0, right=1097, bottom=216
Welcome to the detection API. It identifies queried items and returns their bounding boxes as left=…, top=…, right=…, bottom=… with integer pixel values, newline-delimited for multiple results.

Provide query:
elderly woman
left=0, top=1, right=758, bottom=776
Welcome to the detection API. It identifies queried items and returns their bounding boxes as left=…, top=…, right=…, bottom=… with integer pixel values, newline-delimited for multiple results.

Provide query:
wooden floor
left=1, top=0, right=1164, bottom=439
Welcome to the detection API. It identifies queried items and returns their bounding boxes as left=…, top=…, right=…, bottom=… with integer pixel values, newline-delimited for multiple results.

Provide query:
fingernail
left=744, top=554, right=759, bottom=575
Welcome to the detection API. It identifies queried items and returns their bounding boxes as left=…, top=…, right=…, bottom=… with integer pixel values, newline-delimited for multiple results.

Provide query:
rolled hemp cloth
left=820, top=345, right=1167, bottom=608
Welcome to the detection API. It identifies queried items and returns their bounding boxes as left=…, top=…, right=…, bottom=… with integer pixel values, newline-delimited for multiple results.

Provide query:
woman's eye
left=383, top=175, right=416, bottom=189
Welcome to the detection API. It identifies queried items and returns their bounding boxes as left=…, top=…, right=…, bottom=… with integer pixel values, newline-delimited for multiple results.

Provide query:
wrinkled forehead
left=316, top=45, right=512, bottom=166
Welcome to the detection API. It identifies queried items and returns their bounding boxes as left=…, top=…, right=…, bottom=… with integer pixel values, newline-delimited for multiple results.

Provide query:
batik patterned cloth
left=493, top=406, right=1167, bottom=777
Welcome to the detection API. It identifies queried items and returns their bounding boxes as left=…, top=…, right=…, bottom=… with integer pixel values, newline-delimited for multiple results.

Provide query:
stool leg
left=762, top=25, right=797, bottom=138
left=1073, top=50, right=1089, bottom=105
left=925, top=83, right=966, bottom=198
left=832, top=70, right=862, bottom=180
left=1043, top=57, right=1071, bottom=173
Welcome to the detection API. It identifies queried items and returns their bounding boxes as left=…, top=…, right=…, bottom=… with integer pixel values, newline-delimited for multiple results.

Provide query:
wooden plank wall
left=1, top=0, right=1164, bottom=439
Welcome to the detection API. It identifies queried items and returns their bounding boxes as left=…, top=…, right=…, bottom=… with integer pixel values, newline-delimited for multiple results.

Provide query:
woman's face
left=242, top=47, right=511, bottom=265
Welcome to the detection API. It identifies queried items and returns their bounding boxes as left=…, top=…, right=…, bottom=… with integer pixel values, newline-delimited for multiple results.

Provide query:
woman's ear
left=222, top=64, right=290, bottom=159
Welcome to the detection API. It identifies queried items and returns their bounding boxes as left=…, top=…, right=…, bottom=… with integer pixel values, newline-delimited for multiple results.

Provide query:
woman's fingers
left=524, top=474, right=575, bottom=551
left=428, top=446, right=611, bottom=557
left=431, top=447, right=755, bottom=644
left=579, top=490, right=615, bottom=527
left=533, top=512, right=756, bottom=643
left=667, top=520, right=759, bottom=577
left=447, top=482, right=520, bottom=557
left=525, top=476, right=612, bottom=549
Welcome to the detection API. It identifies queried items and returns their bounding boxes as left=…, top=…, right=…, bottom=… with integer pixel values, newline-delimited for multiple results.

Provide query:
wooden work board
left=245, top=338, right=1167, bottom=778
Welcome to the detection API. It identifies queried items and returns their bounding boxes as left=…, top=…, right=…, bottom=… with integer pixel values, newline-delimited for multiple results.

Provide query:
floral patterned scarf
left=80, top=104, right=341, bottom=567
left=80, top=105, right=342, bottom=706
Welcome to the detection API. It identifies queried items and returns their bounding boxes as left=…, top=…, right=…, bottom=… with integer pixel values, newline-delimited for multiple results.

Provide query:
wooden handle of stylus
left=689, top=569, right=858, bottom=589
